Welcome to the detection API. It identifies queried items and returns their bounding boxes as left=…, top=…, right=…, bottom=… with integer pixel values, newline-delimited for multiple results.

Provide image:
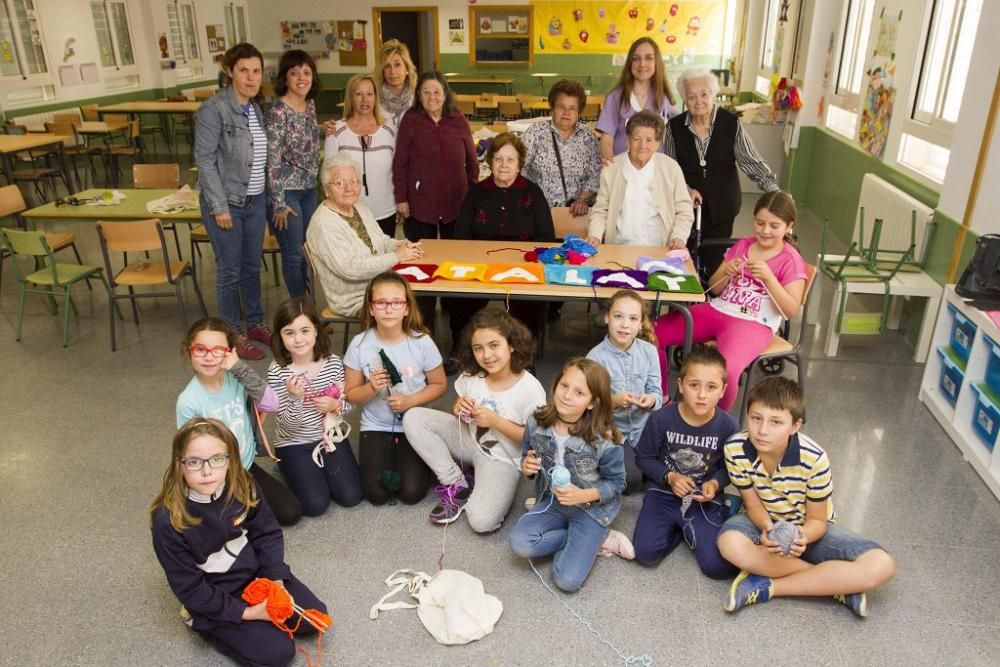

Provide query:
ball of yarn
left=550, top=464, right=571, bottom=488
left=565, top=250, right=587, bottom=265
left=459, top=411, right=473, bottom=423
left=524, top=250, right=538, bottom=262
left=768, top=520, right=799, bottom=556
left=378, top=469, right=402, bottom=492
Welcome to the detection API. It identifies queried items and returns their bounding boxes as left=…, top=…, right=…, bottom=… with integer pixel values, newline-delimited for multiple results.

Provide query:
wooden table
left=23, top=188, right=202, bottom=223
left=27, top=120, right=129, bottom=135
left=0, top=133, right=73, bottom=191
left=97, top=101, right=201, bottom=157
left=445, top=76, right=514, bottom=95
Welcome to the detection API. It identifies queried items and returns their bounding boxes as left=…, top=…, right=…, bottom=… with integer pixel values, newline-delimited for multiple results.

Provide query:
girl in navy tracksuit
left=151, top=418, right=326, bottom=667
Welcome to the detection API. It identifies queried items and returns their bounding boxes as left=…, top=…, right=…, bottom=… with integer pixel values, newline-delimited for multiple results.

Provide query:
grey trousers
left=403, top=407, right=522, bottom=533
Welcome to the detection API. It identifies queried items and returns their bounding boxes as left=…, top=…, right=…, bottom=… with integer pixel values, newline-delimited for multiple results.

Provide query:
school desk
left=0, top=134, right=74, bottom=191
left=22, top=188, right=202, bottom=223
left=97, top=101, right=201, bottom=157
left=444, top=77, right=514, bottom=95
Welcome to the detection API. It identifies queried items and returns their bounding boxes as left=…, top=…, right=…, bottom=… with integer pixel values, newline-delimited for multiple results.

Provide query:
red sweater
left=392, top=110, right=478, bottom=224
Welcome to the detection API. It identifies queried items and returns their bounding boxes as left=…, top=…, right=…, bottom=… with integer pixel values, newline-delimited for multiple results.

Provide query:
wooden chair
left=302, top=242, right=359, bottom=351
left=95, top=218, right=207, bottom=351
left=498, top=99, right=523, bottom=120
left=193, top=88, right=215, bottom=101
left=45, top=121, right=97, bottom=190
left=262, top=231, right=282, bottom=288
left=4, top=125, right=70, bottom=201
left=52, top=112, right=81, bottom=125
left=0, top=184, right=88, bottom=293
left=132, top=163, right=184, bottom=259
left=106, top=120, right=145, bottom=186
left=457, top=98, right=476, bottom=118
left=580, top=102, right=601, bottom=121
left=80, top=104, right=100, bottom=121
left=551, top=207, right=589, bottom=240
left=0, top=227, right=113, bottom=347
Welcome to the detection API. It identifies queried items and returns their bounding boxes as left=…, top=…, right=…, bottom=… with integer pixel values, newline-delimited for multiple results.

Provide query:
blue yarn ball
left=550, top=465, right=571, bottom=488
left=768, top=520, right=799, bottom=556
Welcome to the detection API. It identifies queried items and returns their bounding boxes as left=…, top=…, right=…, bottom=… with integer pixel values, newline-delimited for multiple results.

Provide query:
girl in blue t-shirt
left=344, top=272, right=447, bottom=505
left=175, top=317, right=302, bottom=525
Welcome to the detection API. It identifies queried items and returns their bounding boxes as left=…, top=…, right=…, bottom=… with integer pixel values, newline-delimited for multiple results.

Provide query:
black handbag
left=956, top=233, right=1000, bottom=309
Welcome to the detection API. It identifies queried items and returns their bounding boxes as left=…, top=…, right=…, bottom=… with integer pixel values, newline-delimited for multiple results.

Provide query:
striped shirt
left=267, top=355, right=352, bottom=447
left=663, top=106, right=778, bottom=192
left=724, top=431, right=835, bottom=525
left=243, top=102, right=267, bottom=196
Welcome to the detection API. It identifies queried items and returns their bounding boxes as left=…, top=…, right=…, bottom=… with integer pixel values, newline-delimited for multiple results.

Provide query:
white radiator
left=10, top=109, right=83, bottom=127
left=853, top=173, right=935, bottom=263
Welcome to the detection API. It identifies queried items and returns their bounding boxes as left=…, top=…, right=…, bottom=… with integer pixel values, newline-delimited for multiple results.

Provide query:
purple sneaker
left=429, top=480, right=472, bottom=525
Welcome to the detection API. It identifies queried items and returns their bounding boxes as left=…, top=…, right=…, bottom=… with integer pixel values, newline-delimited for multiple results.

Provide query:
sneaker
left=234, top=334, right=265, bottom=360
left=597, top=529, right=636, bottom=560
left=246, top=324, right=273, bottom=345
left=724, top=570, right=773, bottom=612
left=834, top=592, right=868, bottom=618
left=429, top=479, right=471, bottom=525
left=524, top=497, right=537, bottom=510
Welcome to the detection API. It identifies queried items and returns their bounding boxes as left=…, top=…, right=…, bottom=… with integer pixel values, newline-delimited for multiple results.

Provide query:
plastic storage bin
left=984, top=335, right=1000, bottom=395
left=948, top=304, right=978, bottom=362
left=970, top=384, right=1000, bottom=452
left=937, top=345, right=966, bottom=407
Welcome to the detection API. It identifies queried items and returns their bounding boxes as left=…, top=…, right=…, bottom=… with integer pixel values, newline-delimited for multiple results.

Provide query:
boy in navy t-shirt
left=632, top=345, right=740, bottom=578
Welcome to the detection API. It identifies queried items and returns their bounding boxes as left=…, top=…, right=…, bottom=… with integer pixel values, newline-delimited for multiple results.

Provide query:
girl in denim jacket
left=508, top=358, right=632, bottom=593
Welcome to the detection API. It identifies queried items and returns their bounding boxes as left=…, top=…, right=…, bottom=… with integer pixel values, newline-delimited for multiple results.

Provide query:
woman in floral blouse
left=445, top=133, right=555, bottom=367
left=266, top=50, right=333, bottom=297
left=522, top=79, right=601, bottom=216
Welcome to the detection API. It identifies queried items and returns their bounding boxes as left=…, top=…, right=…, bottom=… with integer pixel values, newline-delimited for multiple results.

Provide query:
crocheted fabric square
left=392, top=263, right=439, bottom=283
left=433, top=262, right=488, bottom=281
left=646, top=272, right=704, bottom=294
left=635, top=255, right=689, bottom=275
left=483, top=262, right=545, bottom=284
left=591, top=269, right=649, bottom=291
left=544, top=264, right=596, bottom=286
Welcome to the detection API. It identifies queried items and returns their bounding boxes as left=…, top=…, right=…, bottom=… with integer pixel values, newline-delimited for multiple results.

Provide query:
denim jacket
left=195, top=87, right=265, bottom=215
left=586, top=336, right=663, bottom=447
left=520, top=415, right=625, bottom=527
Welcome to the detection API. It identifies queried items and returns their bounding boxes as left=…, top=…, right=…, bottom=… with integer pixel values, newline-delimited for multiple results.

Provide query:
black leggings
left=358, top=430, right=432, bottom=505
left=249, top=463, right=303, bottom=526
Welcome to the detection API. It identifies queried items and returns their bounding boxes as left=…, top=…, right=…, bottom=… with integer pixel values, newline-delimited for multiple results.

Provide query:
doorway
left=373, top=7, right=439, bottom=73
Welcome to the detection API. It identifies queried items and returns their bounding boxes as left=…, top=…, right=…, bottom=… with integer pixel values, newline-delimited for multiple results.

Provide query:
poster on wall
left=533, top=2, right=723, bottom=55
left=859, top=12, right=899, bottom=158
left=206, top=25, right=225, bottom=53
left=281, top=20, right=337, bottom=56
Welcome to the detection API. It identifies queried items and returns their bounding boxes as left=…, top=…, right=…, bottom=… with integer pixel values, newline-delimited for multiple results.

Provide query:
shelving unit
left=919, top=286, right=1000, bottom=500
left=469, top=5, right=532, bottom=66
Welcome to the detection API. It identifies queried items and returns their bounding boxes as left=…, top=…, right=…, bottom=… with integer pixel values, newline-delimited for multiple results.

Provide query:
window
left=167, top=0, right=202, bottom=80
left=91, top=1, right=135, bottom=69
left=223, top=2, right=248, bottom=46
left=913, top=0, right=982, bottom=126
left=0, top=0, right=49, bottom=78
left=759, top=0, right=781, bottom=70
left=835, top=0, right=876, bottom=97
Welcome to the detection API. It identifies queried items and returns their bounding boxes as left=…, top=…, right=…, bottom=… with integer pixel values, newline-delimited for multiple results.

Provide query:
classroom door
left=374, top=7, right=438, bottom=73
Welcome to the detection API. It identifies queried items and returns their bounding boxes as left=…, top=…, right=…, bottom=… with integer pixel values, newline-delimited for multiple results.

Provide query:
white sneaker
left=524, top=496, right=537, bottom=510
left=598, top=529, right=635, bottom=560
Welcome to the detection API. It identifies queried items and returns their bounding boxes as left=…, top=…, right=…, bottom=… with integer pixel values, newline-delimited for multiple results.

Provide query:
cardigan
left=453, top=175, right=555, bottom=243
left=305, top=201, right=403, bottom=317
left=392, top=110, right=478, bottom=224
left=587, top=153, right=694, bottom=245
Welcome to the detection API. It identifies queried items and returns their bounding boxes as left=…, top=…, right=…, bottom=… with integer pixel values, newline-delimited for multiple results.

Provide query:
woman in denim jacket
left=195, top=42, right=272, bottom=360
left=509, top=358, right=633, bottom=593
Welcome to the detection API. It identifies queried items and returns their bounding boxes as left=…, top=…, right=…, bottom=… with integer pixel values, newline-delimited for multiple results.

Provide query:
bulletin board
left=533, top=1, right=725, bottom=55
left=280, top=20, right=336, bottom=55
left=336, top=20, right=368, bottom=67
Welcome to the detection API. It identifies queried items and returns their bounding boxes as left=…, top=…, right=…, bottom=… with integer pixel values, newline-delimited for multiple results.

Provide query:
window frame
left=822, top=0, right=876, bottom=139
left=166, top=0, right=203, bottom=81
left=91, top=0, right=137, bottom=73
left=0, top=0, right=52, bottom=82
left=759, top=0, right=781, bottom=70
left=223, top=1, right=249, bottom=47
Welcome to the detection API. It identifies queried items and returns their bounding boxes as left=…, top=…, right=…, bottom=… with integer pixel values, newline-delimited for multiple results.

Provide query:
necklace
left=557, top=415, right=581, bottom=425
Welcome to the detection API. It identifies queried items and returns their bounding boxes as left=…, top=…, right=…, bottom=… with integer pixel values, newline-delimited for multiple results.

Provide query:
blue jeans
left=201, top=193, right=266, bottom=331
left=632, top=489, right=736, bottom=579
left=720, top=513, right=884, bottom=563
left=508, top=501, right=608, bottom=593
left=276, top=440, right=363, bottom=517
left=270, top=188, right=317, bottom=298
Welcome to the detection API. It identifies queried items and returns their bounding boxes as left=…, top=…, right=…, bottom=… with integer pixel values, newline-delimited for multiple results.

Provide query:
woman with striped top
left=194, top=42, right=272, bottom=360
left=665, top=69, right=779, bottom=278
left=266, top=297, right=363, bottom=517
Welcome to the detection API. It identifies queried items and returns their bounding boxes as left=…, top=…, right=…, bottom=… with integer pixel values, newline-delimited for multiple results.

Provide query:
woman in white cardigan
left=587, top=110, right=694, bottom=248
left=306, top=153, right=424, bottom=317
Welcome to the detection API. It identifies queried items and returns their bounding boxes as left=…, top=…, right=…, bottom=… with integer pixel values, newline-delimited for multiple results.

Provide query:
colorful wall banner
left=533, top=2, right=725, bottom=55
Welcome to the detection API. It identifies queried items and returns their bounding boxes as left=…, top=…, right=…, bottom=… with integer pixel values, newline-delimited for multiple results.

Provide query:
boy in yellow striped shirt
left=717, top=377, right=895, bottom=617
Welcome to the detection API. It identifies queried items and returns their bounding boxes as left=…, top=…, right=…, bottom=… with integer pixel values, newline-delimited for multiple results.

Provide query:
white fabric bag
left=369, top=569, right=503, bottom=645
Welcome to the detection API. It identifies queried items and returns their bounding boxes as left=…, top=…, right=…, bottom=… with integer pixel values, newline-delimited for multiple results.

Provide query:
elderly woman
left=375, top=39, right=418, bottom=128
left=325, top=72, right=399, bottom=238
left=665, top=68, right=778, bottom=276
left=266, top=49, right=332, bottom=298
left=306, top=153, right=424, bottom=318
left=445, top=133, right=555, bottom=361
left=521, top=79, right=601, bottom=215
left=597, top=37, right=680, bottom=165
left=195, top=42, right=272, bottom=360
left=588, top=110, right=694, bottom=249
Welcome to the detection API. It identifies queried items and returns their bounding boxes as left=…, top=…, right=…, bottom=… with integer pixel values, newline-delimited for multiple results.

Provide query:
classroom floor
left=2, top=186, right=999, bottom=666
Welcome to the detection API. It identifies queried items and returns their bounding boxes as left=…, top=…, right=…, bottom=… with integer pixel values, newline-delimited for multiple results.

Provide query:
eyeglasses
left=330, top=179, right=360, bottom=189
left=179, top=454, right=230, bottom=471
left=371, top=298, right=407, bottom=311
left=189, top=344, right=230, bottom=358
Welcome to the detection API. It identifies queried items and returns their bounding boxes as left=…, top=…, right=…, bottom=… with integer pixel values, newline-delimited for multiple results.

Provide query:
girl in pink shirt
left=654, top=191, right=807, bottom=410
